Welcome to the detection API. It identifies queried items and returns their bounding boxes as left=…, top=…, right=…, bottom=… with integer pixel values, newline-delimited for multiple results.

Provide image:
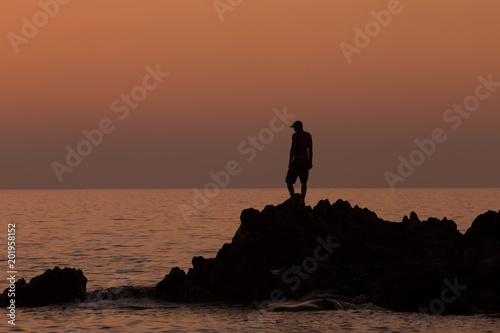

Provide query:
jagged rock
left=9, top=199, right=499, bottom=314
left=0, top=267, right=87, bottom=307
left=464, top=210, right=500, bottom=247
left=153, top=199, right=500, bottom=315
left=154, top=267, right=186, bottom=302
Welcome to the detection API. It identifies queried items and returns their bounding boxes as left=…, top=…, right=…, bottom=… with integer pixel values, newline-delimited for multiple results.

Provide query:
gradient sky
left=1, top=0, right=499, bottom=189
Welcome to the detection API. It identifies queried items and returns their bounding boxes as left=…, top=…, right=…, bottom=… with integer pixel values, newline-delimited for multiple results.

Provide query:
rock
left=464, top=210, right=500, bottom=247
left=154, top=267, right=186, bottom=302
left=240, top=208, right=261, bottom=226
left=0, top=267, right=87, bottom=307
left=155, top=241, right=276, bottom=303
left=286, top=193, right=304, bottom=206
left=374, top=266, right=473, bottom=315
left=409, top=211, right=420, bottom=223
left=153, top=198, right=500, bottom=315
left=191, top=256, right=207, bottom=271
left=16, top=199, right=497, bottom=314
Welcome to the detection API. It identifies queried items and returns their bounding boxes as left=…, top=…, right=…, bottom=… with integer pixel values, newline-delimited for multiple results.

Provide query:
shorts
left=285, top=159, right=310, bottom=184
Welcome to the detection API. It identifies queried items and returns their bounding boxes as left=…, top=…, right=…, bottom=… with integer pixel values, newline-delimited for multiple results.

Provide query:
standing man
left=286, top=120, right=313, bottom=202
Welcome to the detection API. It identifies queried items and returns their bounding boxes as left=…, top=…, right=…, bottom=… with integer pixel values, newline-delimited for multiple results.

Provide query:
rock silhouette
left=154, top=198, right=500, bottom=315
left=3, top=199, right=499, bottom=315
left=0, top=267, right=87, bottom=307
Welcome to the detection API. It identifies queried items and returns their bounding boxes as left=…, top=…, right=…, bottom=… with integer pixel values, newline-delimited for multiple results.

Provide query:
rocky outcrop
left=4, top=199, right=499, bottom=315
left=154, top=198, right=500, bottom=315
left=0, top=267, right=87, bottom=307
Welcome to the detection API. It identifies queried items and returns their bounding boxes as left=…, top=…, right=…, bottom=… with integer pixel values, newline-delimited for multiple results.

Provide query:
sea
left=1, top=188, right=500, bottom=333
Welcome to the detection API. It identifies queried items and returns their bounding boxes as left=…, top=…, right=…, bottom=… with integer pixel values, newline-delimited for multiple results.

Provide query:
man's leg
left=298, top=161, right=309, bottom=202
left=286, top=163, right=298, bottom=198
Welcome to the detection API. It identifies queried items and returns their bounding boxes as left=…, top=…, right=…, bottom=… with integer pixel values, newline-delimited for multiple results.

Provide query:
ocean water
left=1, top=188, right=500, bottom=332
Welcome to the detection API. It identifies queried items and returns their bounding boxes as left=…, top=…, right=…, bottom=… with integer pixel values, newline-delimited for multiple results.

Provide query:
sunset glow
left=2, top=0, right=499, bottom=189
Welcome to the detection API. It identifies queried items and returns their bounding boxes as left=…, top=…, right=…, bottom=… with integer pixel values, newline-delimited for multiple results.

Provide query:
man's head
left=291, top=120, right=303, bottom=132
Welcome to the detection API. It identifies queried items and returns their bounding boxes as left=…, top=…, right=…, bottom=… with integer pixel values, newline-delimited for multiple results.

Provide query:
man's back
left=292, top=131, right=312, bottom=160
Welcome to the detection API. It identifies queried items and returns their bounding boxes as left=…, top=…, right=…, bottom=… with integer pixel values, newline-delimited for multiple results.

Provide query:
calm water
left=1, top=188, right=499, bottom=332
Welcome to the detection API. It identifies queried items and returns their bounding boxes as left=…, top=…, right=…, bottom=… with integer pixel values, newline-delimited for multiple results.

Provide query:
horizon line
left=1, top=187, right=499, bottom=191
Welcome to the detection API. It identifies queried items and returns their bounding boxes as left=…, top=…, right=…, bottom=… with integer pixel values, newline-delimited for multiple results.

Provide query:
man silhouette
left=286, top=120, right=313, bottom=202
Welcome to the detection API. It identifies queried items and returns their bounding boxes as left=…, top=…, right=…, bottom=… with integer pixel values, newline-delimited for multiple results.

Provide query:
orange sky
left=1, top=0, right=499, bottom=189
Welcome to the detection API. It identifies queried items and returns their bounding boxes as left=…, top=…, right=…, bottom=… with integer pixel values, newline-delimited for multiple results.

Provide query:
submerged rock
left=87, top=285, right=155, bottom=301
left=270, top=298, right=346, bottom=312
left=0, top=267, right=87, bottom=307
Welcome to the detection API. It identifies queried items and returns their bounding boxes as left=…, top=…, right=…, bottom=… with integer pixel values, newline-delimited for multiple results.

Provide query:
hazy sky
left=1, top=0, right=499, bottom=189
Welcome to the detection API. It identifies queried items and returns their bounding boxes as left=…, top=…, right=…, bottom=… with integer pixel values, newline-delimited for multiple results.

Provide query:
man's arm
left=308, top=133, right=313, bottom=167
left=289, top=134, right=296, bottom=166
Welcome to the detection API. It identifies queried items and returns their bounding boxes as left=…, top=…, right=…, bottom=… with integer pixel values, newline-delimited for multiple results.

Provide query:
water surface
left=1, top=188, right=499, bottom=332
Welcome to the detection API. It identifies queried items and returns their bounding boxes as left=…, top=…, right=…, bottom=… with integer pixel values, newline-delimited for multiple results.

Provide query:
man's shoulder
left=294, top=131, right=312, bottom=137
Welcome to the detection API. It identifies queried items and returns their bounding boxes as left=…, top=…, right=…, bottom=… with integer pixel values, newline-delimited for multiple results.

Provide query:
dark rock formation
left=4, top=199, right=499, bottom=315
left=154, top=198, right=500, bottom=315
left=0, top=267, right=87, bottom=307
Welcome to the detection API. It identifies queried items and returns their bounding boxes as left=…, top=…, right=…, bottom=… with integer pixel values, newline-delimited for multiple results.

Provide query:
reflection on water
left=15, top=300, right=500, bottom=333
left=1, top=188, right=499, bottom=332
